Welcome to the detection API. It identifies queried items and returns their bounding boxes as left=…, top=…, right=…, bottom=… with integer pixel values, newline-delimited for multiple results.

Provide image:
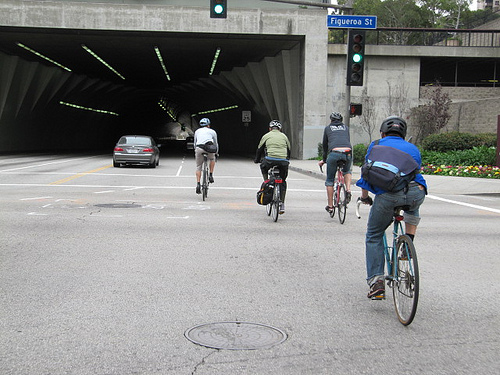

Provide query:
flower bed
left=421, top=164, right=500, bottom=179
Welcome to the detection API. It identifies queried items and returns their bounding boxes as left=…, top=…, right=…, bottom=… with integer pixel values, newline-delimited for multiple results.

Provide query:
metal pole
left=344, top=0, right=354, bottom=128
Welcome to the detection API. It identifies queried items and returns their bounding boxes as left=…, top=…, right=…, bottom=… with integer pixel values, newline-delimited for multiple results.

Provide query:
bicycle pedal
left=371, top=294, right=386, bottom=301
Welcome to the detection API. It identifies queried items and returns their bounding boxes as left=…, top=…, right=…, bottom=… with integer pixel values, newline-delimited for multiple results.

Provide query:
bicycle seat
left=393, top=206, right=410, bottom=217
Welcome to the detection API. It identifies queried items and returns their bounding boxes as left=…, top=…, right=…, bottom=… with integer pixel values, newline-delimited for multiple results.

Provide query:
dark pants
left=260, top=159, right=289, bottom=202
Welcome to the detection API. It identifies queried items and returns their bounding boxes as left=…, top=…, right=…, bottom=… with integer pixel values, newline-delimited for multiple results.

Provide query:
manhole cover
left=94, top=203, right=142, bottom=209
left=184, top=322, right=287, bottom=350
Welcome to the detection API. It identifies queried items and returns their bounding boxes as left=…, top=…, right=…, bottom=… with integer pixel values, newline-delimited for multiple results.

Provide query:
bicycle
left=356, top=199, right=420, bottom=326
left=200, top=152, right=210, bottom=201
left=320, top=158, right=348, bottom=224
left=265, top=166, right=284, bottom=222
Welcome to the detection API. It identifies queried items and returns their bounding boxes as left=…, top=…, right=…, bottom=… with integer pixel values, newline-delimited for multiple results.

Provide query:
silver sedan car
left=113, top=135, right=160, bottom=168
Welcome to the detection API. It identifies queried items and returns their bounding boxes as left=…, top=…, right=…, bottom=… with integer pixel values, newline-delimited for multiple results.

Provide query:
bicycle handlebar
left=356, top=197, right=373, bottom=219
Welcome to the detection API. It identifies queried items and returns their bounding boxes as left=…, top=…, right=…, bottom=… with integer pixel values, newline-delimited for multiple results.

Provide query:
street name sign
left=327, top=15, right=377, bottom=29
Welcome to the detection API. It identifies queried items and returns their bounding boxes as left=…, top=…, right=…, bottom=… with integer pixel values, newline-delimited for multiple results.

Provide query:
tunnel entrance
left=0, top=26, right=304, bottom=155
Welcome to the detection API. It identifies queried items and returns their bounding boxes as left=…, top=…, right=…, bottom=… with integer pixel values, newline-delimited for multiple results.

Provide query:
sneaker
left=325, top=205, right=334, bottom=214
left=367, top=280, right=385, bottom=299
left=346, top=191, right=352, bottom=204
left=279, top=203, right=285, bottom=214
left=209, top=175, right=214, bottom=183
left=196, top=184, right=201, bottom=194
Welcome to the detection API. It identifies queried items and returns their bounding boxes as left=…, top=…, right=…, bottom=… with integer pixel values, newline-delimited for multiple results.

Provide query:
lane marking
left=427, top=194, right=500, bottom=214
left=0, top=155, right=100, bottom=172
left=48, top=165, right=112, bottom=185
left=20, top=196, right=53, bottom=200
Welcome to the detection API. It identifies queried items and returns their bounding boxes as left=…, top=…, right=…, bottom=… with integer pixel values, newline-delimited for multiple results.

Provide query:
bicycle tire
left=338, top=183, right=347, bottom=224
left=271, top=184, right=280, bottom=222
left=266, top=202, right=272, bottom=216
left=202, top=163, right=208, bottom=201
left=392, top=235, right=419, bottom=326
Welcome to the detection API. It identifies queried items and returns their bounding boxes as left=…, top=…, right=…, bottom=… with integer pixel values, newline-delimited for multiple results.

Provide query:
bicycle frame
left=383, top=214, right=404, bottom=284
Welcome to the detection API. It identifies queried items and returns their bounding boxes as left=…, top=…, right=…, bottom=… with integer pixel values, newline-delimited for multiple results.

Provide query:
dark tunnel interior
left=0, top=26, right=303, bottom=156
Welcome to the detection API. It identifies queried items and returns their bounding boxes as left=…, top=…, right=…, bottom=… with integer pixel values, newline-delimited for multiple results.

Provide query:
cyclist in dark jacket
left=357, top=116, right=427, bottom=299
left=318, top=112, right=353, bottom=213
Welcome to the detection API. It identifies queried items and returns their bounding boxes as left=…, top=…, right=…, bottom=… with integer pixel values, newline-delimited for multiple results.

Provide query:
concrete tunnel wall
left=0, top=0, right=329, bottom=158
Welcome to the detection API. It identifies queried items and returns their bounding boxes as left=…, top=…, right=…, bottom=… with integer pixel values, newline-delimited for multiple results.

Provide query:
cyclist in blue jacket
left=357, top=116, right=427, bottom=299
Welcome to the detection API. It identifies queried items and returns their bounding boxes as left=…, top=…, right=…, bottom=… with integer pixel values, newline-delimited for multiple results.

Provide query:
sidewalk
left=289, top=159, right=500, bottom=196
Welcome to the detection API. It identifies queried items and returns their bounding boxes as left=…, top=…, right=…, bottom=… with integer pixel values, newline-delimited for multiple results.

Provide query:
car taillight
left=114, top=147, right=124, bottom=151
left=142, top=148, right=154, bottom=152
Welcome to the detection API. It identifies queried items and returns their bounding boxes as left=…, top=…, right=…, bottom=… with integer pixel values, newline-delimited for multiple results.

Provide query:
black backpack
left=361, top=140, right=419, bottom=192
left=256, top=179, right=274, bottom=205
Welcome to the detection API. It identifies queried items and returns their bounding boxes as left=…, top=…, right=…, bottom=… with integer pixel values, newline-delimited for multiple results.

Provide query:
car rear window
left=120, top=136, right=152, bottom=145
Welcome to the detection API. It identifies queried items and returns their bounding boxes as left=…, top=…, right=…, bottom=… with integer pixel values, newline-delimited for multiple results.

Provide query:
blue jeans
left=325, top=151, right=352, bottom=186
left=365, top=184, right=426, bottom=285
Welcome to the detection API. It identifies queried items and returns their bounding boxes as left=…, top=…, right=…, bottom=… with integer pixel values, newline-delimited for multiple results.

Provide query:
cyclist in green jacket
left=254, top=120, right=291, bottom=213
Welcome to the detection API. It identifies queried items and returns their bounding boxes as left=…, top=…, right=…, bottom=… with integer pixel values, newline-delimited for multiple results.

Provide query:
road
left=0, top=153, right=499, bottom=374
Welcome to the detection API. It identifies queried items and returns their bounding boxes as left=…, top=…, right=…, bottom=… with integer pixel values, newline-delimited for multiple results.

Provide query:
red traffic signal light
left=350, top=103, right=362, bottom=116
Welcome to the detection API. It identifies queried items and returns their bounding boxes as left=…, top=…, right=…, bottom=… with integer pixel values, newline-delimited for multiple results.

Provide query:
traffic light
left=210, top=0, right=227, bottom=19
left=346, top=30, right=366, bottom=86
left=350, top=103, right=362, bottom=117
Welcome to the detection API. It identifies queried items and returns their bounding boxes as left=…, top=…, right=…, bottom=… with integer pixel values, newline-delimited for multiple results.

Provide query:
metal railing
left=329, top=27, right=500, bottom=47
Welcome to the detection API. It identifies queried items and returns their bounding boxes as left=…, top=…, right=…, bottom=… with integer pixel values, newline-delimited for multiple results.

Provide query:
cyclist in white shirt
left=194, top=118, right=219, bottom=194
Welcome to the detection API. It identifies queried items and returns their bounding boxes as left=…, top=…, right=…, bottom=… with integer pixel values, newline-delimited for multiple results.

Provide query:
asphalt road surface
left=1, top=153, right=499, bottom=374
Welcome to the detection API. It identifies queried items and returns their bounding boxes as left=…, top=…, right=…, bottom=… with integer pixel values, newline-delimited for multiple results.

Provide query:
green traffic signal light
left=214, top=4, right=224, bottom=14
left=352, top=53, right=362, bottom=63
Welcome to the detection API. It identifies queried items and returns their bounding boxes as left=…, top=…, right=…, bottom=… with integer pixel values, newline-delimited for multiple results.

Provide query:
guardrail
left=329, top=27, right=500, bottom=47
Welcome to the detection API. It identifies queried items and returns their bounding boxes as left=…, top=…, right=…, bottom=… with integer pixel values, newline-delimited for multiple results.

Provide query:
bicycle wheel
left=337, top=183, right=347, bottom=224
left=392, top=235, right=419, bottom=326
left=202, top=164, right=208, bottom=201
left=266, top=201, right=272, bottom=216
left=271, top=184, right=280, bottom=222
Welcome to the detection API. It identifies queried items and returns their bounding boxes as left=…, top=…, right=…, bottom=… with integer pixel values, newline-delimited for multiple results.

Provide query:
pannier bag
left=361, top=142, right=419, bottom=192
left=256, top=179, right=274, bottom=205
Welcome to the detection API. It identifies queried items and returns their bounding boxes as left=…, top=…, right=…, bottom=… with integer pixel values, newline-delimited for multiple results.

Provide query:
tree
left=410, top=82, right=451, bottom=144
left=359, top=87, right=378, bottom=143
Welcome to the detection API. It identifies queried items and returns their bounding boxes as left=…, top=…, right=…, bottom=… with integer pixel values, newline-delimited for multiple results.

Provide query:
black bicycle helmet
left=330, top=111, right=343, bottom=122
left=269, top=120, right=282, bottom=130
left=199, top=118, right=210, bottom=127
left=380, top=116, right=407, bottom=138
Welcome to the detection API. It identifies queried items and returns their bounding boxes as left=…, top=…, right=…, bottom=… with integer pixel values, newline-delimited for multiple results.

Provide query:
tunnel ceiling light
left=59, top=101, right=119, bottom=116
left=81, top=44, right=125, bottom=80
left=209, top=47, right=221, bottom=76
left=193, top=105, right=238, bottom=116
left=154, top=46, right=171, bottom=81
left=16, top=42, right=72, bottom=72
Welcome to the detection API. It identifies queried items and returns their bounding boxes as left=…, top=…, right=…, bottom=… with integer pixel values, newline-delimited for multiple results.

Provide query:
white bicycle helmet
left=199, top=118, right=210, bottom=127
left=269, top=120, right=282, bottom=130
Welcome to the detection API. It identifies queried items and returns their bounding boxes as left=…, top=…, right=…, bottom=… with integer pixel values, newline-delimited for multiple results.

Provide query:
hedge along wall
left=419, top=86, right=500, bottom=134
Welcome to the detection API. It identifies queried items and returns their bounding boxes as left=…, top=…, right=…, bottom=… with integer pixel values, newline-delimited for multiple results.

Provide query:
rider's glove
left=360, top=196, right=373, bottom=206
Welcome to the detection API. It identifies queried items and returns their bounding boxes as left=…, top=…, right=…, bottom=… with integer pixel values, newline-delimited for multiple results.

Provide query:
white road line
left=20, top=196, right=53, bottom=200
left=0, top=156, right=99, bottom=172
left=94, top=190, right=115, bottom=194
left=427, top=194, right=500, bottom=214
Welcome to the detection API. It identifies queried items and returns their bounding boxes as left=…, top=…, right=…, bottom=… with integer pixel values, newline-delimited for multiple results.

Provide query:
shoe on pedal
left=346, top=191, right=352, bottom=204
left=196, top=184, right=201, bottom=194
left=279, top=203, right=285, bottom=214
left=209, top=175, right=214, bottom=183
left=325, top=205, right=334, bottom=214
left=367, top=280, right=385, bottom=299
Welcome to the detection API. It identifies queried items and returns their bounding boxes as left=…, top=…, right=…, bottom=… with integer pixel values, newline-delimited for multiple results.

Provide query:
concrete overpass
left=1, top=1, right=499, bottom=158
left=0, top=0, right=330, bottom=158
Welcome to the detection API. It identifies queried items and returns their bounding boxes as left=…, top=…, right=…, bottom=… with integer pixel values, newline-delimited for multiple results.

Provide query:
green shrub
left=421, top=132, right=497, bottom=152
left=353, top=143, right=368, bottom=166
left=421, top=146, right=496, bottom=166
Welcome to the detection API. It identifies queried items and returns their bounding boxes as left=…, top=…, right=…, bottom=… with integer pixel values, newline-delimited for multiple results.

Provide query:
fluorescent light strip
left=154, top=46, right=171, bottom=81
left=209, top=47, right=221, bottom=75
left=59, top=101, right=119, bottom=116
left=81, top=44, right=125, bottom=80
left=193, top=105, right=238, bottom=116
left=16, top=42, right=72, bottom=72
